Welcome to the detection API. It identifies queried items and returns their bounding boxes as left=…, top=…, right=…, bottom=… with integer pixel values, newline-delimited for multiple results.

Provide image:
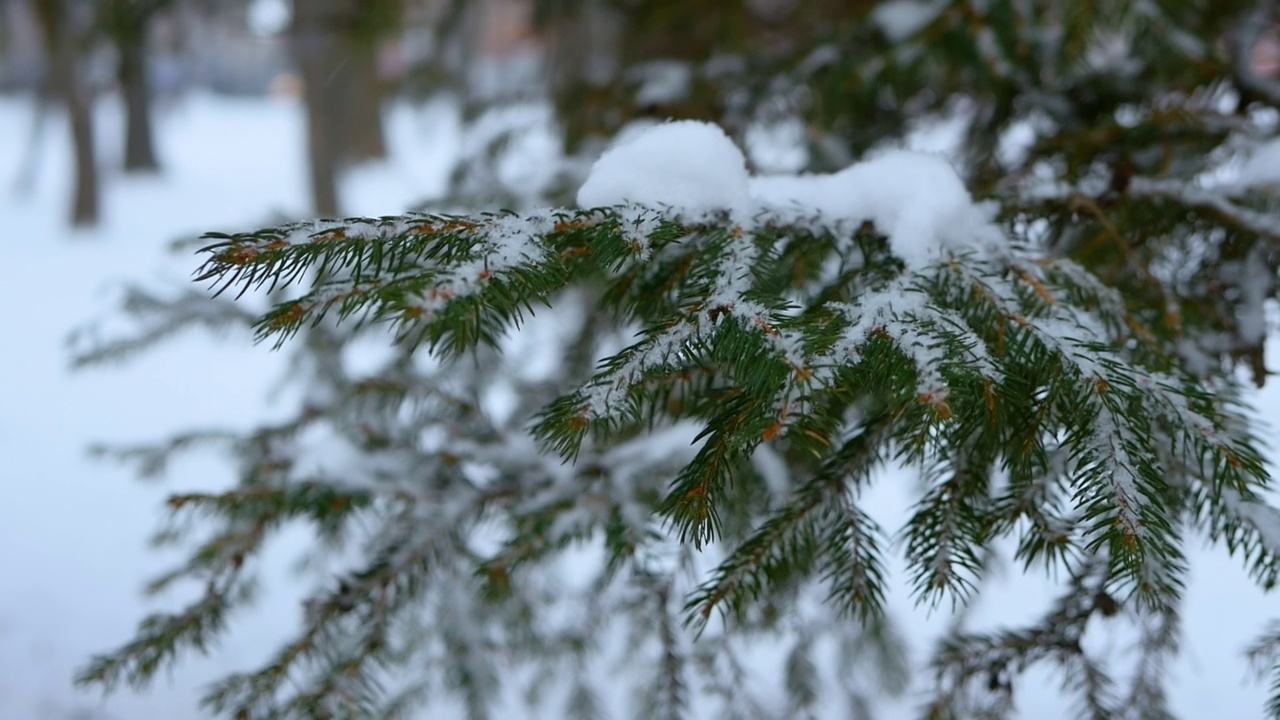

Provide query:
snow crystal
left=576, top=120, right=751, bottom=216
left=247, top=0, right=289, bottom=36
left=1240, top=138, right=1280, bottom=188
left=997, top=119, right=1039, bottom=169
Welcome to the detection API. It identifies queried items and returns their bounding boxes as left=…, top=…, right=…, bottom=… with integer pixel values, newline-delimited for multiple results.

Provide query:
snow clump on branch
left=576, top=119, right=1007, bottom=270
left=576, top=120, right=751, bottom=216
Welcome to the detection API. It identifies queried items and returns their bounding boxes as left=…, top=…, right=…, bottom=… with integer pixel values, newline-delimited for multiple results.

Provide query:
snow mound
left=751, top=149, right=1002, bottom=269
left=577, top=121, right=1006, bottom=270
left=576, top=120, right=750, bottom=214
left=1240, top=139, right=1280, bottom=188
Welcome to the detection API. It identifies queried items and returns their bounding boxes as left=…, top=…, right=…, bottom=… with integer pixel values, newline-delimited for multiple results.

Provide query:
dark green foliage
left=77, top=201, right=1276, bottom=717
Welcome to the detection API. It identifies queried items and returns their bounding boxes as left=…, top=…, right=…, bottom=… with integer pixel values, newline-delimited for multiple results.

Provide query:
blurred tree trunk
left=103, top=0, right=163, bottom=172
left=340, top=39, right=387, bottom=163
left=120, top=40, right=159, bottom=171
left=292, top=0, right=399, bottom=216
left=33, top=0, right=99, bottom=227
left=292, top=0, right=346, bottom=216
left=339, top=0, right=401, bottom=162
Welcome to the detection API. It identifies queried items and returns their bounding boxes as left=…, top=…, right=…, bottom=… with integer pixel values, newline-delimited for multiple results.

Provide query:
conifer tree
left=75, top=1, right=1280, bottom=718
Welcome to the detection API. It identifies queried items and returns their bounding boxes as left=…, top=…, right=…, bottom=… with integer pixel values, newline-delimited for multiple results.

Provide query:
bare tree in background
left=32, top=0, right=98, bottom=226
left=339, top=0, right=398, bottom=162
left=289, top=0, right=400, bottom=217
left=99, top=0, right=168, bottom=172
left=290, top=0, right=345, bottom=216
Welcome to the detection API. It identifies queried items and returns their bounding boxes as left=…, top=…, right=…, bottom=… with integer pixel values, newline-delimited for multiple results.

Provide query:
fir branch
left=69, top=286, right=259, bottom=367
left=687, top=411, right=892, bottom=629
left=195, top=211, right=614, bottom=352
left=199, top=510, right=461, bottom=718
left=925, top=560, right=1120, bottom=720
left=81, top=192, right=1279, bottom=718
left=784, top=633, right=820, bottom=717
left=1118, top=607, right=1180, bottom=720
left=1127, top=177, right=1280, bottom=244
left=1247, top=621, right=1280, bottom=719
left=76, top=577, right=241, bottom=692
left=905, top=465, right=988, bottom=608
left=649, top=582, right=691, bottom=720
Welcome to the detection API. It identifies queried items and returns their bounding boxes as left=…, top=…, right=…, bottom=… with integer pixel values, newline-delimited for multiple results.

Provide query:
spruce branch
left=925, top=559, right=1121, bottom=720
left=69, top=286, right=259, bottom=367
left=188, top=205, right=1269, bottom=614
left=1247, top=621, right=1280, bottom=719
left=81, top=200, right=1276, bottom=717
left=76, top=586, right=239, bottom=692
left=686, top=410, right=893, bottom=629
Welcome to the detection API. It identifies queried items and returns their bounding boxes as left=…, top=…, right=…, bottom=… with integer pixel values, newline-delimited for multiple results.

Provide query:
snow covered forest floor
left=0, top=93, right=1278, bottom=719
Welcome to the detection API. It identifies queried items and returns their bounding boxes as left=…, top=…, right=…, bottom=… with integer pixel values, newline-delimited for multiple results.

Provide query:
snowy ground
left=0, top=92, right=459, bottom=719
left=0, top=92, right=1277, bottom=719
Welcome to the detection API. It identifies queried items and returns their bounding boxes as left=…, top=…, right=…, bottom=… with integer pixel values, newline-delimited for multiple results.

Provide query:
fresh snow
left=578, top=120, right=1008, bottom=270
left=744, top=117, right=810, bottom=174
left=750, top=149, right=1006, bottom=269
left=1241, top=137, right=1280, bottom=188
left=576, top=120, right=751, bottom=215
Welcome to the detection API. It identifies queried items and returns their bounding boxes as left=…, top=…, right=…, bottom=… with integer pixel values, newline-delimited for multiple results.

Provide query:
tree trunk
left=291, top=0, right=400, bottom=215
left=67, top=69, right=98, bottom=225
left=118, top=20, right=160, bottom=172
left=340, top=38, right=386, bottom=164
left=33, top=0, right=99, bottom=227
left=292, top=0, right=345, bottom=217
left=302, top=57, right=340, bottom=217
left=103, top=0, right=162, bottom=172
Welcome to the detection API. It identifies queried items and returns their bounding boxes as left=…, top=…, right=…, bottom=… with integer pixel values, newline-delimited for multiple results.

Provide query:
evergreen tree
left=74, top=1, right=1280, bottom=718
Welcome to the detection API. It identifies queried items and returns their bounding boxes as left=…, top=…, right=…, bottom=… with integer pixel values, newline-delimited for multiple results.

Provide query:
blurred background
left=1, top=2, right=554, bottom=718
left=4, top=0, right=1280, bottom=718
left=0, top=0, right=560, bottom=224
left=5, top=0, right=1280, bottom=225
